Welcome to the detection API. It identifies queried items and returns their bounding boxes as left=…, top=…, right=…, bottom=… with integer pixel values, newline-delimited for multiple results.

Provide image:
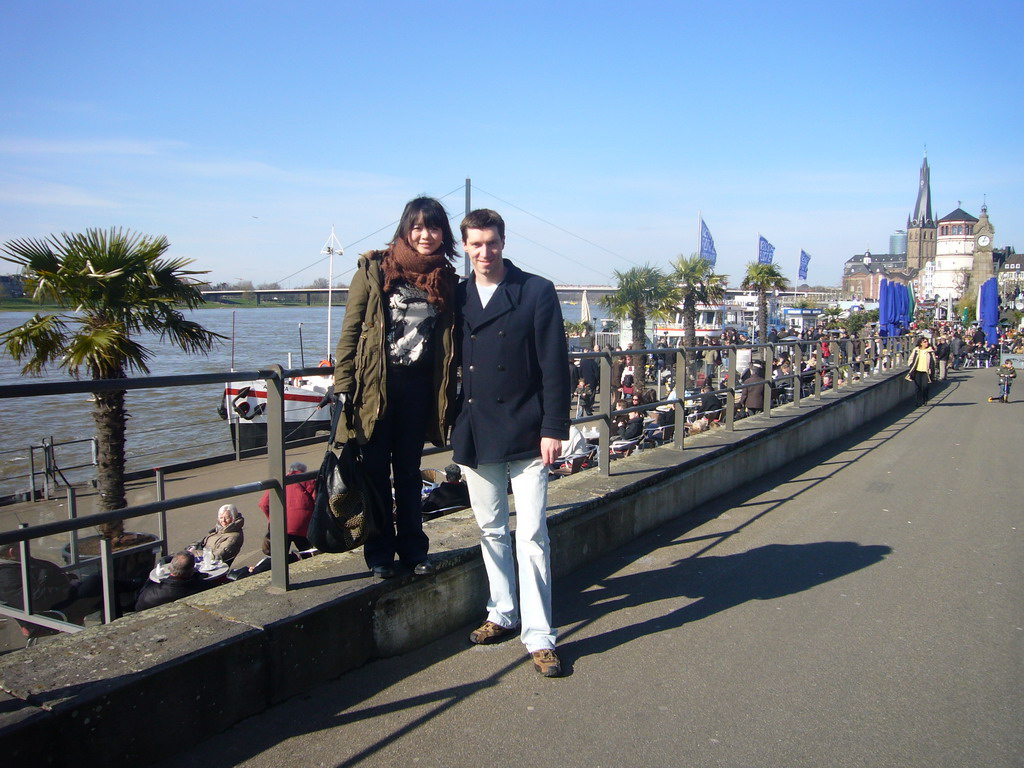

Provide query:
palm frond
left=0, top=313, right=73, bottom=375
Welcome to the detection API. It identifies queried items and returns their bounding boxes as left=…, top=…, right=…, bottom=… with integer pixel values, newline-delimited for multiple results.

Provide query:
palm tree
left=821, top=306, right=843, bottom=329
left=670, top=254, right=729, bottom=351
left=741, top=261, right=789, bottom=345
left=603, top=265, right=678, bottom=382
left=1, top=228, right=222, bottom=536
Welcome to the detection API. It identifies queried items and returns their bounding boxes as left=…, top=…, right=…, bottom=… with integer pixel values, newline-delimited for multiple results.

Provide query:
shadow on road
left=559, top=540, right=891, bottom=668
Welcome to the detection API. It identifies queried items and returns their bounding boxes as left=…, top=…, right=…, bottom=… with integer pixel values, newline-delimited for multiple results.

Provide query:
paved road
left=169, top=366, right=1021, bottom=767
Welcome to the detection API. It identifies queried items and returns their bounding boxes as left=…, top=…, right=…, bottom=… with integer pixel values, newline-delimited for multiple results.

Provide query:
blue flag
left=758, top=235, right=775, bottom=264
left=699, top=218, right=717, bottom=267
left=798, top=250, right=811, bottom=281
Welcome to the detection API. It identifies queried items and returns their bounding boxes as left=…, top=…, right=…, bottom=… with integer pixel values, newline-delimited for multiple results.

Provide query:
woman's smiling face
left=408, top=215, right=443, bottom=256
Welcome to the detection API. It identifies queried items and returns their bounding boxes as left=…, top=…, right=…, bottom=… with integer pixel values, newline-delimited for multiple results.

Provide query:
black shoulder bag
left=306, top=398, right=380, bottom=553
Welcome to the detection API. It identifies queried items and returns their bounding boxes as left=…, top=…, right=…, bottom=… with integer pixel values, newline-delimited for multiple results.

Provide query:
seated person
left=0, top=544, right=79, bottom=614
left=189, top=504, right=245, bottom=564
left=135, top=551, right=210, bottom=612
left=698, top=385, right=723, bottom=414
left=422, top=464, right=471, bottom=515
left=617, top=407, right=645, bottom=441
left=611, top=398, right=630, bottom=435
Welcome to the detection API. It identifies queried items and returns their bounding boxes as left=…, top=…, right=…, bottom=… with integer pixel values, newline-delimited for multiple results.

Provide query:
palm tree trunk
left=758, top=291, right=768, bottom=348
left=631, top=310, right=647, bottom=383
left=93, top=382, right=128, bottom=536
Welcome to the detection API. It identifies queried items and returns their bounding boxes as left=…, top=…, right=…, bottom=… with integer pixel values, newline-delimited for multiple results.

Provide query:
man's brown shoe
left=531, top=648, right=562, bottom=677
left=469, top=620, right=517, bottom=645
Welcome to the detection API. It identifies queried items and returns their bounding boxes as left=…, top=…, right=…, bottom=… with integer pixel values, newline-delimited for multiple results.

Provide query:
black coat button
left=496, top=397, right=504, bottom=403
left=497, top=365, right=505, bottom=371
left=498, top=331, right=506, bottom=338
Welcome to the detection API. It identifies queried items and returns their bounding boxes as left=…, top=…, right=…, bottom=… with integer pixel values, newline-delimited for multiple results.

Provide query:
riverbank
left=0, top=297, right=345, bottom=312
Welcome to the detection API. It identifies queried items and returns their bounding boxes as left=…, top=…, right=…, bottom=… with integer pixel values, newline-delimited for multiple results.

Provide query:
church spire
left=910, top=153, right=933, bottom=227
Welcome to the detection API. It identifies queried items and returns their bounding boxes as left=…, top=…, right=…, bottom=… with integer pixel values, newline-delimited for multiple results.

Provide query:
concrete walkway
left=160, top=366, right=1022, bottom=768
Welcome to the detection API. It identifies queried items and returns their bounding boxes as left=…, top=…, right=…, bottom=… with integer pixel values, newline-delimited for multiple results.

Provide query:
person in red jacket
left=258, top=462, right=315, bottom=551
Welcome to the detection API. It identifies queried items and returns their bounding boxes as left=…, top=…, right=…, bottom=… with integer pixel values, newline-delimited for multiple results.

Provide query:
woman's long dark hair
left=381, top=196, right=458, bottom=311
left=390, top=197, right=457, bottom=260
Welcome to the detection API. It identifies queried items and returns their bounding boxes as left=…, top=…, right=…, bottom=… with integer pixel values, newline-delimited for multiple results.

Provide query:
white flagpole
left=322, top=226, right=344, bottom=361
left=697, top=210, right=702, bottom=260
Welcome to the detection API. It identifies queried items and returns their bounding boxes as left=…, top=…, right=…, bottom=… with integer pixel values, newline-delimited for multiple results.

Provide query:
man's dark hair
left=169, top=551, right=196, bottom=578
left=444, top=463, right=462, bottom=483
left=392, top=197, right=457, bottom=259
left=460, top=208, right=505, bottom=242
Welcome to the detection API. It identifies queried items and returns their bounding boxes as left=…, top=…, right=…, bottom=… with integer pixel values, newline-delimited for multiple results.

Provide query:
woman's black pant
left=360, top=365, right=431, bottom=568
left=912, top=370, right=931, bottom=405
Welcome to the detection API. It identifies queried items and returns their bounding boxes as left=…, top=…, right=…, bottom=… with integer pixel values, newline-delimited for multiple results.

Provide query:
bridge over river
left=202, top=284, right=615, bottom=306
left=159, top=367, right=1021, bottom=767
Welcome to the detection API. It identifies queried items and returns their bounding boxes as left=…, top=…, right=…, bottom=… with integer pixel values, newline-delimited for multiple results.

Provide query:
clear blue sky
left=2, top=1, right=1021, bottom=289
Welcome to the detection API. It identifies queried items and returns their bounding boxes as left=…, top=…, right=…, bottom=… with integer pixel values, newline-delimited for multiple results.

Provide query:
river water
left=0, top=301, right=605, bottom=499
left=0, top=306, right=342, bottom=499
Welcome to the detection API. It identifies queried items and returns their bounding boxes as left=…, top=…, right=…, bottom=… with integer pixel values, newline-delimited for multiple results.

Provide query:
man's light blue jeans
left=461, top=457, right=555, bottom=652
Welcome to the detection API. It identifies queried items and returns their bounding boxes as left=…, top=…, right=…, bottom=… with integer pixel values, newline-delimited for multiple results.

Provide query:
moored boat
left=223, top=368, right=335, bottom=451
left=220, top=227, right=343, bottom=451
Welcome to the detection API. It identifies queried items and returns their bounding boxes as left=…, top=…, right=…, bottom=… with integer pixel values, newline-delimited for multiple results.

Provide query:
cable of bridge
left=263, top=182, right=642, bottom=290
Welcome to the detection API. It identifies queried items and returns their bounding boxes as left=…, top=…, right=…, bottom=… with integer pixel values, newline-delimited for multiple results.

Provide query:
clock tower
left=970, top=205, right=996, bottom=288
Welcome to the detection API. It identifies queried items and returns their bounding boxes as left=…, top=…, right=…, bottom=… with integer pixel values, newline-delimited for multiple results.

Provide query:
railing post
left=266, top=365, right=289, bottom=591
left=18, top=524, right=33, bottom=617
left=43, top=438, right=52, bottom=500
left=155, top=468, right=169, bottom=558
left=725, top=346, right=737, bottom=431
left=814, top=345, right=823, bottom=399
left=597, top=352, right=611, bottom=476
left=673, top=348, right=686, bottom=450
left=67, top=487, right=80, bottom=565
left=28, top=447, right=37, bottom=503
left=793, top=344, right=803, bottom=407
left=100, top=536, right=117, bottom=624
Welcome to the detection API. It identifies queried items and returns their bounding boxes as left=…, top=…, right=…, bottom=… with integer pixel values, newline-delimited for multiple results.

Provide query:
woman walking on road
left=906, top=336, right=938, bottom=406
left=333, top=197, right=459, bottom=579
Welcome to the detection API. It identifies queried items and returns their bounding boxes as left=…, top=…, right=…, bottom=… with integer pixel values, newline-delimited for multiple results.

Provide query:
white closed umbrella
left=580, top=290, right=592, bottom=326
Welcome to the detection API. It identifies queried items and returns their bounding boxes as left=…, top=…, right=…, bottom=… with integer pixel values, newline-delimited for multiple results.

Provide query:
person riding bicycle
left=988, top=359, right=1017, bottom=403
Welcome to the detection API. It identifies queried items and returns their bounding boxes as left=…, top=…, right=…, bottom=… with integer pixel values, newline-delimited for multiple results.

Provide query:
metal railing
left=0, top=337, right=911, bottom=637
left=569, top=335, right=910, bottom=465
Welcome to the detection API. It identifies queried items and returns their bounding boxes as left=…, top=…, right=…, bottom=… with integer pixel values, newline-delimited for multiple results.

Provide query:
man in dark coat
left=453, top=208, right=570, bottom=678
left=740, top=364, right=767, bottom=414
left=934, top=335, right=950, bottom=381
left=135, top=551, right=209, bottom=612
left=577, top=346, right=600, bottom=415
left=422, top=464, right=471, bottom=516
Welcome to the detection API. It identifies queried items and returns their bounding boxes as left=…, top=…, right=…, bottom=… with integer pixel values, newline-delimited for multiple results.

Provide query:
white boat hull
left=224, top=375, right=334, bottom=451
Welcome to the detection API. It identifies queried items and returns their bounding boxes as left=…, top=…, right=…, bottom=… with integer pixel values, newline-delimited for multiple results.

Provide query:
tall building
left=924, top=207, right=978, bottom=300
left=906, top=153, right=936, bottom=272
left=970, top=205, right=996, bottom=289
left=889, top=230, right=908, bottom=255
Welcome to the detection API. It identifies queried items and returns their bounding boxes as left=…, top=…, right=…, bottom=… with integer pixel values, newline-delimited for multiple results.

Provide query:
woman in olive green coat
left=333, top=197, right=458, bottom=579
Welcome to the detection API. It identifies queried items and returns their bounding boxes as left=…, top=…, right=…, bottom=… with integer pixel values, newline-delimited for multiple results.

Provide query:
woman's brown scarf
left=381, top=238, right=455, bottom=313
